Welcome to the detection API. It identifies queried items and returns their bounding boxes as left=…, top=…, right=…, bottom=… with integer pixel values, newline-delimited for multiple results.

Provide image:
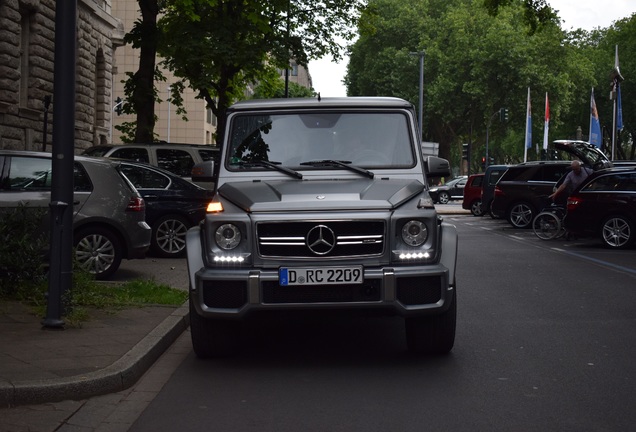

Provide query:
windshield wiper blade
left=300, top=160, right=374, bottom=179
left=237, top=160, right=303, bottom=179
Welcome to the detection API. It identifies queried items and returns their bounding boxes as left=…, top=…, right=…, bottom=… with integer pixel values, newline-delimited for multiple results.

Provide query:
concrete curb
left=0, top=302, right=189, bottom=408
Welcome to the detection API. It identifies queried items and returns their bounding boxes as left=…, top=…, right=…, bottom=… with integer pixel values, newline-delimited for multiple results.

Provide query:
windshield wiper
left=236, top=160, right=303, bottom=179
left=300, top=160, right=374, bottom=179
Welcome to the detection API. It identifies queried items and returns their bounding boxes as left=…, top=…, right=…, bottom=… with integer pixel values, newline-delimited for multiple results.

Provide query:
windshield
left=226, top=111, right=415, bottom=169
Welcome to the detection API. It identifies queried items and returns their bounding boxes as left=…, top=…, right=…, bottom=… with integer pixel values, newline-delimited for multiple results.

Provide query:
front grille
left=257, top=221, right=385, bottom=258
left=202, top=280, right=247, bottom=309
left=262, top=280, right=381, bottom=304
left=396, top=276, right=442, bottom=305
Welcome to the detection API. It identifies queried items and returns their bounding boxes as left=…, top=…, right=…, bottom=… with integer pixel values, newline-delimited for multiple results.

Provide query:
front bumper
left=186, top=224, right=458, bottom=320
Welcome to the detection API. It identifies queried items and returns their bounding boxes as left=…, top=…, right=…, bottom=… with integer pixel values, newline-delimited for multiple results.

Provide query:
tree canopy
left=345, top=0, right=636, bottom=172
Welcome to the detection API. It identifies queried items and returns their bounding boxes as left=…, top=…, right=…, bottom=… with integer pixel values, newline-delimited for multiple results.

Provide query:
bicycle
left=532, top=198, right=567, bottom=241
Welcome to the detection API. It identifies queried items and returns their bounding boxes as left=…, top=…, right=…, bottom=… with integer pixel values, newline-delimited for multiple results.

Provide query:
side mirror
left=424, top=156, right=451, bottom=178
left=191, top=160, right=216, bottom=190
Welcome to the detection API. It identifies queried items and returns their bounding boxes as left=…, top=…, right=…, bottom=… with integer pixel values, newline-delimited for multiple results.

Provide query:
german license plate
left=279, top=266, right=363, bottom=286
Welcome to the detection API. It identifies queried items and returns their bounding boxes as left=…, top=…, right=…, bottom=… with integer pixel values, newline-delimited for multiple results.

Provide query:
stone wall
left=0, top=0, right=122, bottom=152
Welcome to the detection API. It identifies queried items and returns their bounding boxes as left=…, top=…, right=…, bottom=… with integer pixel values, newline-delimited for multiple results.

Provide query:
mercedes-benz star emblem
left=306, top=225, right=336, bottom=255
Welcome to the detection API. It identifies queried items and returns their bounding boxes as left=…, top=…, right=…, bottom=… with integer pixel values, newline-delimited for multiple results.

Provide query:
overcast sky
left=307, top=0, right=635, bottom=97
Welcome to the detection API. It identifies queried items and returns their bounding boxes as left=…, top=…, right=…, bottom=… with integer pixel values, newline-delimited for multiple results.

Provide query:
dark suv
left=491, top=140, right=612, bottom=228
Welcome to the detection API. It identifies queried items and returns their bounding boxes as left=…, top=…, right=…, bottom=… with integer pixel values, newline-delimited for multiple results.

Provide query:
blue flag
left=589, top=89, right=602, bottom=148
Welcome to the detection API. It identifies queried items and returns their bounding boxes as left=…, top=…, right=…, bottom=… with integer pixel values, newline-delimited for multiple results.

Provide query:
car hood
left=217, top=178, right=425, bottom=212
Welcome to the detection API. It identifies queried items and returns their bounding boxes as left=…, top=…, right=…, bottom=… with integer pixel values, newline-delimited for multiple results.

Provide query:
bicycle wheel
left=533, top=211, right=562, bottom=240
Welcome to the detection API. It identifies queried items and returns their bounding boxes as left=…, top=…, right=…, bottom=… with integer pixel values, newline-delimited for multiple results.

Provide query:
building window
left=19, top=10, right=33, bottom=107
left=291, top=63, right=298, bottom=77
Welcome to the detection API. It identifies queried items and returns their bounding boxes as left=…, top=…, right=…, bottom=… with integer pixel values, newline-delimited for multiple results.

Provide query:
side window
left=541, top=165, right=569, bottom=182
left=7, top=157, right=52, bottom=190
left=110, top=148, right=150, bottom=163
left=73, top=163, right=93, bottom=192
left=120, top=165, right=170, bottom=189
left=472, top=176, right=483, bottom=187
left=198, top=149, right=219, bottom=163
left=156, top=149, right=194, bottom=177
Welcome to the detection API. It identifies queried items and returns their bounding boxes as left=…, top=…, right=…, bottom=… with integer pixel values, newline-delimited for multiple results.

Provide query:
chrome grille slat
left=257, top=221, right=385, bottom=258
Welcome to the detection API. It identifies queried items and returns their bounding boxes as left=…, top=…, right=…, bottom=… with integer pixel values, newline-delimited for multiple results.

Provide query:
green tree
left=346, top=0, right=596, bottom=169
left=116, top=0, right=164, bottom=143
left=157, top=0, right=362, bottom=142
left=251, top=71, right=316, bottom=99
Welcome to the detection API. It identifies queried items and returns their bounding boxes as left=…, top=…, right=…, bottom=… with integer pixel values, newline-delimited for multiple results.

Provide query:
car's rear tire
left=470, top=199, right=483, bottom=216
left=438, top=192, right=450, bottom=204
left=189, top=297, right=240, bottom=358
left=73, top=227, right=122, bottom=280
left=507, top=202, right=534, bottom=228
left=151, top=214, right=190, bottom=258
left=600, top=215, right=635, bottom=249
left=405, top=291, right=456, bottom=355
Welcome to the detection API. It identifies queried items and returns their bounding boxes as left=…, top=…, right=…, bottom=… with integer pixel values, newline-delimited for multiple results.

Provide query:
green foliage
left=346, top=0, right=636, bottom=172
left=0, top=205, right=48, bottom=296
left=252, top=71, right=316, bottom=99
left=157, top=0, right=363, bottom=141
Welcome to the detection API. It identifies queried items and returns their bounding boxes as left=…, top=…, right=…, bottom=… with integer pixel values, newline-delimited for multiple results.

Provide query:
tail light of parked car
left=126, top=196, right=146, bottom=212
left=494, top=186, right=504, bottom=197
left=567, top=195, right=583, bottom=212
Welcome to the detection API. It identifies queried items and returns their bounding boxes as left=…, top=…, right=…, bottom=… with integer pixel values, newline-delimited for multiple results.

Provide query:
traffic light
left=481, top=156, right=486, bottom=169
left=489, top=156, right=495, bottom=165
left=499, top=107, right=509, bottom=122
left=462, top=143, right=469, bottom=160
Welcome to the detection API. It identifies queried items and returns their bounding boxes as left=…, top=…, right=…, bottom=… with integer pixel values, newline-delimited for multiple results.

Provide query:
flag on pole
left=524, top=87, right=532, bottom=161
left=617, top=83, right=624, bottom=131
left=589, top=88, right=602, bottom=147
left=543, top=92, right=549, bottom=150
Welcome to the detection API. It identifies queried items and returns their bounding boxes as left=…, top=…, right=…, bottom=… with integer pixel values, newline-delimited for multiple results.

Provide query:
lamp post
left=485, top=110, right=500, bottom=169
left=409, top=51, right=425, bottom=138
left=167, top=86, right=171, bottom=143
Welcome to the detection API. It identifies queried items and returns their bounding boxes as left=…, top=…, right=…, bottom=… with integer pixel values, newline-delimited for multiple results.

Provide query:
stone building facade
left=0, top=0, right=121, bottom=152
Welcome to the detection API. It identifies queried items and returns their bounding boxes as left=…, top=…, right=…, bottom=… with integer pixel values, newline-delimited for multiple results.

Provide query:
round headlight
left=215, top=223, right=241, bottom=250
left=401, top=220, right=428, bottom=246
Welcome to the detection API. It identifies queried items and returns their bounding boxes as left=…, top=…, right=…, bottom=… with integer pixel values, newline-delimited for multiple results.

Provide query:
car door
left=0, top=155, right=91, bottom=228
left=450, top=178, right=467, bottom=198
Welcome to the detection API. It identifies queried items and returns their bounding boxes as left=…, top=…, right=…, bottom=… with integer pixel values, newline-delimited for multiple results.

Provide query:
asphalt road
left=126, top=212, right=636, bottom=432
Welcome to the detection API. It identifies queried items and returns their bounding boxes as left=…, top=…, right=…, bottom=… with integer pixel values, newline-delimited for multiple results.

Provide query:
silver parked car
left=0, top=150, right=151, bottom=279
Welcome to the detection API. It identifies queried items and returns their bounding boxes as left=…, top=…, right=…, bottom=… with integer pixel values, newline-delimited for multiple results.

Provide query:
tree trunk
left=134, top=0, right=159, bottom=143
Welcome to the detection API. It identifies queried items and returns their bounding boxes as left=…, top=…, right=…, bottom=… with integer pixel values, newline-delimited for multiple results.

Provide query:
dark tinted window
left=488, top=169, right=505, bottom=185
left=198, top=149, right=219, bottom=162
left=73, top=163, right=93, bottom=192
left=120, top=165, right=171, bottom=189
left=6, top=157, right=51, bottom=190
left=471, top=176, right=483, bottom=187
left=110, top=147, right=150, bottom=163
left=540, top=165, right=569, bottom=182
left=583, top=172, right=636, bottom=192
left=156, top=149, right=194, bottom=177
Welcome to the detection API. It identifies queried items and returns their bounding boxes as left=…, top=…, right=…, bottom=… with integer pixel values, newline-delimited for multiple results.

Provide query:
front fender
left=439, top=221, right=458, bottom=287
left=185, top=226, right=204, bottom=292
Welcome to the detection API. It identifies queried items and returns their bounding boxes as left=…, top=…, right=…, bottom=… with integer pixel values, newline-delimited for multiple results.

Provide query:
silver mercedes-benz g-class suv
left=186, top=97, right=458, bottom=357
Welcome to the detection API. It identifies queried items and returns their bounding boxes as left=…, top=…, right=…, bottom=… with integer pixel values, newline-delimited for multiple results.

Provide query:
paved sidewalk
left=0, top=300, right=189, bottom=408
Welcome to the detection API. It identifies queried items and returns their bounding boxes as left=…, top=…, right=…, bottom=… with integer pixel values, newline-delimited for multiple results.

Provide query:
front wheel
left=532, top=211, right=562, bottom=240
left=73, top=227, right=122, bottom=280
left=507, top=202, right=534, bottom=228
left=405, top=291, right=456, bottom=355
left=601, top=216, right=635, bottom=249
left=438, top=192, right=450, bottom=204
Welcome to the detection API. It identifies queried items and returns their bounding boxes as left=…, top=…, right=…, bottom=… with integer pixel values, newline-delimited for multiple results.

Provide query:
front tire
left=405, top=291, right=456, bottom=355
left=189, top=297, right=240, bottom=358
left=73, top=227, right=122, bottom=280
left=438, top=192, right=450, bottom=204
left=601, top=215, right=635, bottom=249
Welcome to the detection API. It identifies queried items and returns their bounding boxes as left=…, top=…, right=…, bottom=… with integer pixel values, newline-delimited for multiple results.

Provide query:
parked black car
left=428, top=176, right=467, bottom=204
left=564, top=168, right=636, bottom=249
left=481, top=164, right=509, bottom=217
left=491, top=140, right=613, bottom=228
left=118, top=162, right=214, bottom=258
